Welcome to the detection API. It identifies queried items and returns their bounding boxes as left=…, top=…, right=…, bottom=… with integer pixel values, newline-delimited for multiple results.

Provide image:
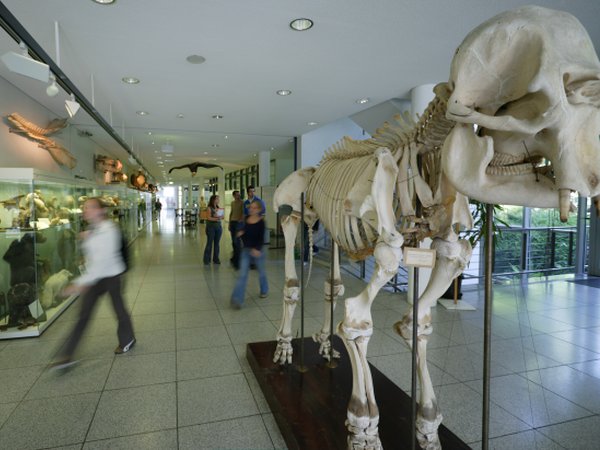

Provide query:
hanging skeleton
left=272, top=6, right=600, bottom=450
left=6, top=113, right=77, bottom=169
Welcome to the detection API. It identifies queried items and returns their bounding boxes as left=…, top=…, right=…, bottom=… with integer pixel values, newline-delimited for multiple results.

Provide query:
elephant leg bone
left=274, top=213, right=301, bottom=365
left=340, top=240, right=402, bottom=450
left=313, top=242, right=344, bottom=360
left=395, top=237, right=472, bottom=450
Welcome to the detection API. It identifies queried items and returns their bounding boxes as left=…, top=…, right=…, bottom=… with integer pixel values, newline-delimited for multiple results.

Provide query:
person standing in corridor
left=203, top=194, right=223, bottom=265
left=52, top=197, right=135, bottom=369
left=229, top=190, right=244, bottom=269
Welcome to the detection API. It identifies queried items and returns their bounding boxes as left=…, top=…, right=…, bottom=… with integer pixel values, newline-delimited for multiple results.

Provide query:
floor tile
left=105, top=352, right=176, bottom=389
left=178, top=374, right=258, bottom=427
left=0, top=401, right=18, bottom=428
left=128, top=328, right=176, bottom=355
left=0, top=364, right=45, bottom=403
left=176, top=325, right=231, bottom=351
left=175, top=310, right=223, bottom=328
left=26, top=359, right=112, bottom=400
left=262, top=413, right=288, bottom=449
left=538, top=415, right=600, bottom=449
left=469, top=430, right=563, bottom=449
left=83, top=429, right=177, bottom=450
left=178, top=415, right=273, bottom=449
left=466, top=373, right=592, bottom=428
left=0, top=392, right=99, bottom=449
left=87, top=383, right=176, bottom=440
left=177, top=345, right=241, bottom=380
left=225, top=321, right=278, bottom=345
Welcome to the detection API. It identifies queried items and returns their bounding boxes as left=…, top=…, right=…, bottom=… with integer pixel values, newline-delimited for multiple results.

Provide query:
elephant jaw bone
left=445, top=6, right=600, bottom=222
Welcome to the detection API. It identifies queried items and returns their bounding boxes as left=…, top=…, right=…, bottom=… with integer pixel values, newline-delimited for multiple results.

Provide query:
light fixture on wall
left=1, top=41, right=49, bottom=82
left=46, top=74, right=59, bottom=97
left=65, top=94, right=81, bottom=118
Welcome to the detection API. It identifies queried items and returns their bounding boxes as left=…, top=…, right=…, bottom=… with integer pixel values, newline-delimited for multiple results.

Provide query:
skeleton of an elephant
left=272, top=5, right=600, bottom=450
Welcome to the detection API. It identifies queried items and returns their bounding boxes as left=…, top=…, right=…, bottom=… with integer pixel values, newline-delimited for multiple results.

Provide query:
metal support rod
left=327, top=240, right=338, bottom=368
left=411, top=154, right=423, bottom=450
left=411, top=263, right=419, bottom=450
left=298, top=193, right=306, bottom=371
left=482, top=203, right=494, bottom=450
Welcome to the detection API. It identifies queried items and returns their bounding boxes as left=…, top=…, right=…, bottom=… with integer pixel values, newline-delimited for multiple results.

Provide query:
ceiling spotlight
left=356, top=98, right=370, bottom=105
left=1, top=42, right=49, bottom=82
left=212, top=114, right=223, bottom=119
left=224, top=135, right=228, bottom=139
left=203, top=152, right=208, bottom=155
left=176, top=113, right=184, bottom=118
left=46, top=74, right=59, bottom=97
left=136, top=111, right=149, bottom=116
left=65, top=94, right=81, bottom=118
left=92, top=0, right=116, bottom=4
left=276, top=90, right=292, bottom=96
left=122, top=76, right=140, bottom=84
left=186, top=54, right=206, bottom=64
left=147, top=131, right=152, bottom=135
left=307, top=121, right=318, bottom=126
left=290, top=18, right=314, bottom=31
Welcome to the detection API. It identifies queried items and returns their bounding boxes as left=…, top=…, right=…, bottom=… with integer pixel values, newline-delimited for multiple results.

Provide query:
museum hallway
left=1, top=213, right=600, bottom=449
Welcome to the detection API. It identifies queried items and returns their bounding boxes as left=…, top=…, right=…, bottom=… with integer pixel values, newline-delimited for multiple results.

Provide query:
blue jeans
left=231, top=248, right=268, bottom=306
left=204, top=223, right=222, bottom=263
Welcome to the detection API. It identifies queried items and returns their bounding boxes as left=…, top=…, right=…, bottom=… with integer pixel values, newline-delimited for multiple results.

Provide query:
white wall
left=0, top=76, right=122, bottom=184
left=298, top=117, right=367, bottom=169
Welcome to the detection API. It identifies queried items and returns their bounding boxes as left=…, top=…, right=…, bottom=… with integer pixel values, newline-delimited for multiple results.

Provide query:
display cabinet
left=0, top=169, right=140, bottom=339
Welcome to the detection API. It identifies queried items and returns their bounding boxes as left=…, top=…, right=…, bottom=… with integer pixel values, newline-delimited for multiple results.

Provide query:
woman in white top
left=52, top=197, right=135, bottom=369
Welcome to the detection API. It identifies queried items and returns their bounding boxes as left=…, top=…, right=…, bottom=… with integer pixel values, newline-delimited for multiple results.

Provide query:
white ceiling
left=1, top=0, right=600, bottom=183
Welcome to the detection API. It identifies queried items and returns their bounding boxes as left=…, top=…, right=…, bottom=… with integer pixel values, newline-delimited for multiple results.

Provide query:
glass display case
left=0, top=169, right=140, bottom=339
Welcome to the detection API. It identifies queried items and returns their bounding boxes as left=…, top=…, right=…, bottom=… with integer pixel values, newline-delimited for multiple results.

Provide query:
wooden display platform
left=247, top=337, right=470, bottom=450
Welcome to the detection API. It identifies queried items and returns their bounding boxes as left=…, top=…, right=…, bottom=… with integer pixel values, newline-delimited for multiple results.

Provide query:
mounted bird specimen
left=168, top=162, right=223, bottom=176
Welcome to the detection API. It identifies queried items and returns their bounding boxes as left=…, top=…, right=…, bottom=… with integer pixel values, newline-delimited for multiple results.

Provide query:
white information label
left=403, top=248, right=436, bottom=268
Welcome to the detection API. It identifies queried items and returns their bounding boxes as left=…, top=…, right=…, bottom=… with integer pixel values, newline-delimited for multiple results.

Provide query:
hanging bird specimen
left=168, top=162, right=223, bottom=176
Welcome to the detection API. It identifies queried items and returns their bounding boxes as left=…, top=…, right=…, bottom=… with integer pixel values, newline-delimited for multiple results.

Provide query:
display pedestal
left=438, top=299, right=476, bottom=311
left=247, top=337, right=469, bottom=450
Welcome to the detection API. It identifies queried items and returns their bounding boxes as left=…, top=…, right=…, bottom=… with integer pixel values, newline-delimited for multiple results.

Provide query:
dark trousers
left=204, top=223, right=222, bottom=263
left=61, top=274, right=134, bottom=359
left=229, top=220, right=241, bottom=268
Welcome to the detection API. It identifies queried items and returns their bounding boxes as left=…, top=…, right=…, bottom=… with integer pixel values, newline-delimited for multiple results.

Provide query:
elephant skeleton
left=272, top=6, right=600, bottom=450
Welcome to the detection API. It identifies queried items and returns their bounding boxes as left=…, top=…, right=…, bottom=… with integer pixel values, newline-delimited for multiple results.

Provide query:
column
left=218, top=169, right=225, bottom=206
left=258, top=150, right=271, bottom=186
left=408, top=84, right=436, bottom=302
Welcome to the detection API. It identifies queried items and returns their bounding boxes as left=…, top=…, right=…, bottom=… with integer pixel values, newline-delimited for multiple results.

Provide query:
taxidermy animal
left=168, top=162, right=224, bottom=176
left=40, top=269, right=73, bottom=309
left=272, top=6, right=600, bottom=450
left=6, top=113, right=77, bottom=169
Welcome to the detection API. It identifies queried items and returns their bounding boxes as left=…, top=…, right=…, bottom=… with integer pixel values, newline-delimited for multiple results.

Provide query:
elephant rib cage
left=305, top=84, right=456, bottom=258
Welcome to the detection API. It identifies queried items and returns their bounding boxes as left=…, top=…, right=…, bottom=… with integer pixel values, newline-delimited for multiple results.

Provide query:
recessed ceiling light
left=92, top=0, right=116, bottom=4
left=224, top=135, right=228, bottom=139
left=151, top=141, right=155, bottom=145
left=186, top=54, right=206, bottom=64
left=212, top=158, right=217, bottom=161
left=204, top=152, right=208, bottom=155
left=276, top=89, right=292, bottom=96
left=211, top=144, right=219, bottom=148
left=290, top=18, right=313, bottom=31
left=136, top=111, right=149, bottom=116
left=212, top=114, right=223, bottom=119
left=147, top=131, right=152, bottom=135
left=122, top=77, right=139, bottom=84
left=307, top=121, right=318, bottom=126
left=176, top=113, right=184, bottom=118
left=356, top=98, right=370, bottom=105
left=253, top=153, right=257, bottom=157
left=270, top=147, right=275, bottom=150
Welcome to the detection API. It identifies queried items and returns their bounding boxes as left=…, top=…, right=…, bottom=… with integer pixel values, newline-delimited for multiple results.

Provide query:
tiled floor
left=1, top=214, right=600, bottom=449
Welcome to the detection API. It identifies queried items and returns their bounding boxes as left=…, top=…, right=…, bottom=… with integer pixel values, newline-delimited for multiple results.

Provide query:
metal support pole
left=297, top=193, right=307, bottom=373
left=574, top=196, right=587, bottom=276
left=411, top=262, right=419, bottom=450
left=327, top=240, right=338, bottom=369
left=482, top=203, right=494, bottom=450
